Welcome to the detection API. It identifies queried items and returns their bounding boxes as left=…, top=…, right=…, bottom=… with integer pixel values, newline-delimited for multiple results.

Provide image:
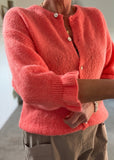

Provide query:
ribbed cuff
left=50, top=76, right=64, bottom=108
left=61, top=71, right=82, bottom=112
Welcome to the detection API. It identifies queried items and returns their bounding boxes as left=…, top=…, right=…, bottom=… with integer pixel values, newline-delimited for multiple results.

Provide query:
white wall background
left=0, top=0, right=114, bottom=129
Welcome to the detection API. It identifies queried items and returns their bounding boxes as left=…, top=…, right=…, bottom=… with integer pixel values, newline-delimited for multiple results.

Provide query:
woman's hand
left=64, top=102, right=96, bottom=128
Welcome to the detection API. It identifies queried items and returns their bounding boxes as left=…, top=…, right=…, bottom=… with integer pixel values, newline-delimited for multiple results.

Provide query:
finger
left=71, top=112, right=81, bottom=124
left=64, top=112, right=74, bottom=119
left=64, top=116, right=84, bottom=129
left=64, top=112, right=81, bottom=124
left=64, top=119, right=73, bottom=128
left=64, top=113, right=81, bottom=128
left=72, top=115, right=86, bottom=128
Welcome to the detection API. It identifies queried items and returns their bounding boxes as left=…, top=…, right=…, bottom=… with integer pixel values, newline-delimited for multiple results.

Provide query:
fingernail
left=66, top=115, right=70, bottom=118
left=65, top=112, right=73, bottom=119
left=64, top=114, right=71, bottom=119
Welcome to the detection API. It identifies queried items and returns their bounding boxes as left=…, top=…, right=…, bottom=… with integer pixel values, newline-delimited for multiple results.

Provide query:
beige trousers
left=23, top=123, right=108, bottom=160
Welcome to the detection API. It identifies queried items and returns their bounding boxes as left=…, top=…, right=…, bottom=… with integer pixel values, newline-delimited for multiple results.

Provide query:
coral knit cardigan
left=3, top=4, right=114, bottom=136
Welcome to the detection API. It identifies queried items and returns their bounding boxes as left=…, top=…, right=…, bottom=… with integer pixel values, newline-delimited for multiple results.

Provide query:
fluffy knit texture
left=3, top=4, right=114, bottom=136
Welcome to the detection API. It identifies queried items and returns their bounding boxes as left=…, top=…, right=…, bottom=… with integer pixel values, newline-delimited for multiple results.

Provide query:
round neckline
left=35, top=4, right=81, bottom=19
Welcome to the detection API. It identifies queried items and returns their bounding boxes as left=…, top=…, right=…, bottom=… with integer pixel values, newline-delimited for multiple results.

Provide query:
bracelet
left=93, top=101, right=98, bottom=112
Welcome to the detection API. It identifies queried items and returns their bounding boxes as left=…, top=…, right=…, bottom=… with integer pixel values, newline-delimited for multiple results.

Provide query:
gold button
left=67, top=30, right=70, bottom=34
left=81, top=66, right=83, bottom=70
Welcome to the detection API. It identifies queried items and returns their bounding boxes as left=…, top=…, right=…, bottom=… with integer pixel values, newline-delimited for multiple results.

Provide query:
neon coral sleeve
left=3, top=7, right=82, bottom=112
left=99, top=10, right=114, bottom=79
left=101, top=42, right=114, bottom=79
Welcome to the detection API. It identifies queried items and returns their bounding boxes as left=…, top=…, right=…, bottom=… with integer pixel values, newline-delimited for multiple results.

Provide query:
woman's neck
left=41, top=0, right=74, bottom=16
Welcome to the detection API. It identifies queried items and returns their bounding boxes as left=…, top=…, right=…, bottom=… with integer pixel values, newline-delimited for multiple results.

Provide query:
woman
left=3, top=0, right=114, bottom=159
